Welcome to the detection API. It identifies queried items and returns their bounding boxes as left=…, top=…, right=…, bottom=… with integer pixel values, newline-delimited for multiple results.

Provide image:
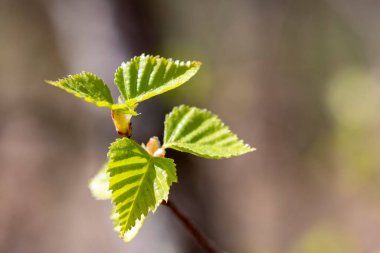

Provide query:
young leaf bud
left=111, top=110, right=132, bottom=137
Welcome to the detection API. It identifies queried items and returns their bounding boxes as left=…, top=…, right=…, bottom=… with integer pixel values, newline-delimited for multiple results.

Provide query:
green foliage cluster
left=47, top=54, right=254, bottom=242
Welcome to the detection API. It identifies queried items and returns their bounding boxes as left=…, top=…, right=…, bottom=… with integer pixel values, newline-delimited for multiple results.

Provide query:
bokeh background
left=1, top=0, right=380, bottom=252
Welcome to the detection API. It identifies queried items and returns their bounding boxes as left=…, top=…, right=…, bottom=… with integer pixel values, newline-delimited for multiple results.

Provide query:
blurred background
left=1, top=0, right=380, bottom=252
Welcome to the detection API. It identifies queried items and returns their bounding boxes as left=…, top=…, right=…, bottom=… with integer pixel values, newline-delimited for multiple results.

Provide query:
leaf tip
left=193, top=60, right=202, bottom=67
left=244, top=145, right=256, bottom=154
left=45, top=80, right=57, bottom=86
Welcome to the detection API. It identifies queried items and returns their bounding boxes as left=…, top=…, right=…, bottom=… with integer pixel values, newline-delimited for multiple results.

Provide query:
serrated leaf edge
left=46, top=72, right=138, bottom=114
left=114, top=54, right=202, bottom=105
left=107, top=138, right=176, bottom=235
left=163, top=105, right=255, bottom=158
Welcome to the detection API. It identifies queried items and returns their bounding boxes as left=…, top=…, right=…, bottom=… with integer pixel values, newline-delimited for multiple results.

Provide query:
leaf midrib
left=122, top=156, right=153, bottom=233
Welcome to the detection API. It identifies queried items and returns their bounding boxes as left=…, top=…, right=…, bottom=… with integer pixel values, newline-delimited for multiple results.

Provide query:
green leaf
left=107, top=138, right=177, bottom=236
left=163, top=105, right=254, bottom=159
left=46, top=71, right=113, bottom=107
left=88, top=165, right=147, bottom=241
left=114, top=54, right=201, bottom=107
left=111, top=206, right=146, bottom=242
left=46, top=72, right=135, bottom=113
left=88, top=164, right=112, bottom=200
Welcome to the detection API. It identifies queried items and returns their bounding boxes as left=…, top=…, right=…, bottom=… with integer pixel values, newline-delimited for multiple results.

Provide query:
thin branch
left=162, top=200, right=222, bottom=253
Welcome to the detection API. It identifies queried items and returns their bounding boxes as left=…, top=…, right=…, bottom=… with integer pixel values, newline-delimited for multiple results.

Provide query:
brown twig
left=162, top=200, right=222, bottom=253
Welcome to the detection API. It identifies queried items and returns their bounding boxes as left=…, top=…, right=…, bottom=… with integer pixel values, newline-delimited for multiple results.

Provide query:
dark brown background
left=1, top=0, right=380, bottom=252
